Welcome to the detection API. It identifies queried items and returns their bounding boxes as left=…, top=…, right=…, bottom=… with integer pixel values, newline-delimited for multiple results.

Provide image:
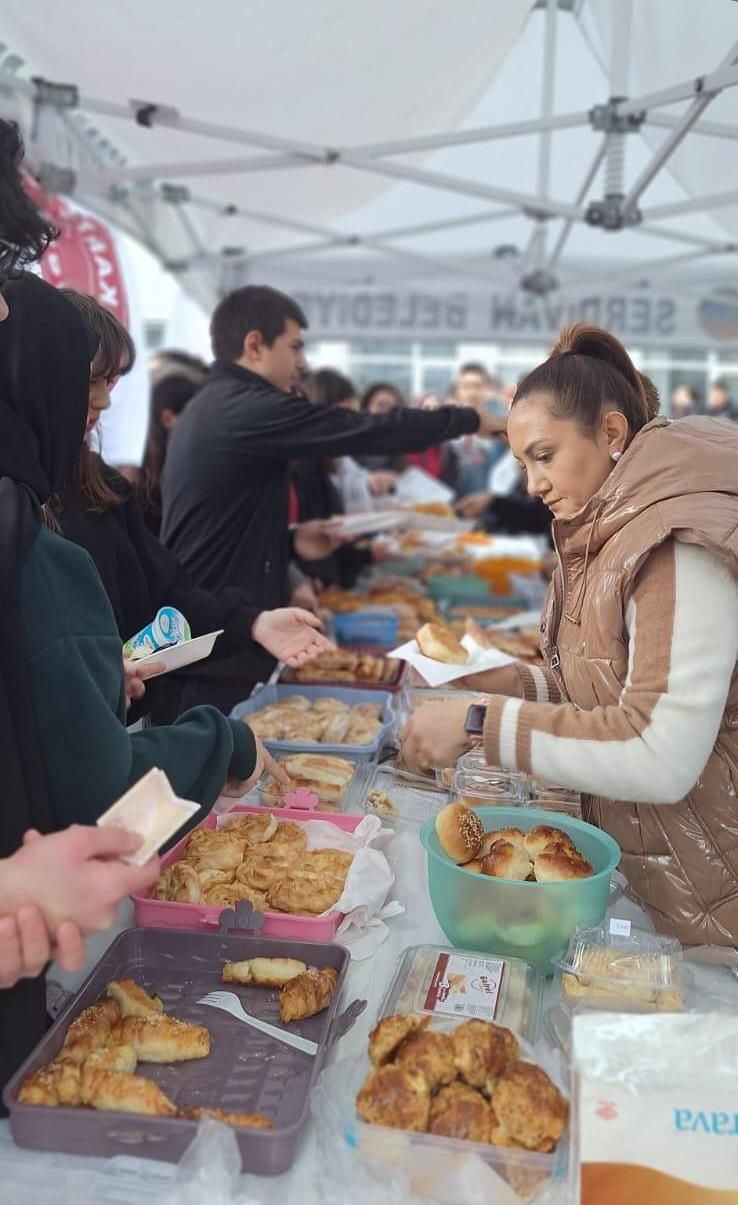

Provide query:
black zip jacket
left=160, top=360, right=479, bottom=609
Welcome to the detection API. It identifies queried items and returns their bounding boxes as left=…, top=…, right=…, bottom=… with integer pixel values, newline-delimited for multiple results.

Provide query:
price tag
left=609, top=917, right=632, bottom=937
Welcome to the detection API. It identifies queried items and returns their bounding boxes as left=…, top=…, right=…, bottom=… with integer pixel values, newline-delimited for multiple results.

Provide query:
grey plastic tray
left=4, top=926, right=363, bottom=1175
left=231, top=684, right=396, bottom=762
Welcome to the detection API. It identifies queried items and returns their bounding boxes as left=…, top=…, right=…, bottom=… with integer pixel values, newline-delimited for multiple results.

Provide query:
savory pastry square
left=268, top=821, right=308, bottom=854
left=202, top=883, right=268, bottom=911
left=368, top=1013, right=430, bottom=1067
left=356, top=1065, right=430, bottom=1132
left=490, top=1060, right=569, bottom=1153
left=301, top=848, right=354, bottom=880
left=428, top=1081, right=490, bottom=1142
left=452, top=1019, right=519, bottom=1091
left=152, top=861, right=203, bottom=903
left=266, top=869, right=344, bottom=915
left=394, top=1028, right=456, bottom=1091
left=218, top=812, right=278, bottom=845
left=236, top=845, right=300, bottom=892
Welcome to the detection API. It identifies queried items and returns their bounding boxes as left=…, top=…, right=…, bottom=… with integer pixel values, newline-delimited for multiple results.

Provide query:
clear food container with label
left=356, top=763, right=449, bottom=827
left=452, top=767, right=527, bottom=807
left=554, top=920, right=691, bottom=1012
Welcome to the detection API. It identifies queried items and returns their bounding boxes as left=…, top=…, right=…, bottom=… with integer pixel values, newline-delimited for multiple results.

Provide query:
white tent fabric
left=3, top=0, right=738, bottom=315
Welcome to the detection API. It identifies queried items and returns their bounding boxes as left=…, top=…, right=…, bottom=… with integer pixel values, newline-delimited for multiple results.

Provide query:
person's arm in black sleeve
left=227, top=381, right=481, bottom=460
left=122, top=488, right=263, bottom=656
left=483, top=494, right=552, bottom=537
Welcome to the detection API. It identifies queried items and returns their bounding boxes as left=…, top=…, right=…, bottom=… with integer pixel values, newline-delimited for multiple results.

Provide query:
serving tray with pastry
left=133, top=804, right=368, bottom=942
left=4, top=927, right=359, bottom=1174
left=230, top=684, right=395, bottom=761
left=389, top=621, right=518, bottom=687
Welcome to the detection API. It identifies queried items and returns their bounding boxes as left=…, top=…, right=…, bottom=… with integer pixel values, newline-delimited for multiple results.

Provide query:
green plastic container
left=420, top=806, right=620, bottom=973
left=425, top=574, right=492, bottom=604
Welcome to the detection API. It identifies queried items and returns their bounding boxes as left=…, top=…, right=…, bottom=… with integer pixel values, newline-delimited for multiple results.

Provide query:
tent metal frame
left=2, top=1, right=738, bottom=297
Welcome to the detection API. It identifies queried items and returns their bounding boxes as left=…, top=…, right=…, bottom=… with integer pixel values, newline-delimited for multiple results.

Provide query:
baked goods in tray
left=453, top=821, right=594, bottom=883
left=222, top=956, right=307, bottom=988
left=416, top=622, right=469, bottom=665
left=435, top=803, right=485, bottom=864
left=18, top=979, right=213, bottom=1120
left=280, top=966, right=338, bottom=1022
left=357, top=1014, right=568, bottom=1155
left=182, top=1106, right=273, bottom=1128
left=246, top=696, right=383, bottom=746
left=290, top=649, right=399, bottom=685
left=262, top=752, right=356, bottom=808
left=151, top=814, right=354, bottom=918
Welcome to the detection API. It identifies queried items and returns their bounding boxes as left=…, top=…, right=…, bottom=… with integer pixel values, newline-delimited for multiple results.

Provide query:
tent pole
left=342, top=111, right=590, bottom=159
left=102, top=154, right=309, bottom=185
left=643, top=189, right=738, bottom=221
left=525, top=0, right=558, bottom=269
left=647, top=112, right=738, bottom=141
left=636, top=224, right=726, bottom=251
left=622, top=42, right=738, bottom=213
left=616, top=60, right=738, bottom=118
left=545, top=140, right=607, bottom=271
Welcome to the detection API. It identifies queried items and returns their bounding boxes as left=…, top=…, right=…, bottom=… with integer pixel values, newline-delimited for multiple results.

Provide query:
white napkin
left=388, top=633, right=516, bottom=686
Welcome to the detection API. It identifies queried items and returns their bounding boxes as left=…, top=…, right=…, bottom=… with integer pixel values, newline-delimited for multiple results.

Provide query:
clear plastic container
left=452, top=767, right=526, bottom=807
left=344, top=945, right=567, bottom=1204
left=380, top=944, right=545, bottom=1042
left=527, top=780, right=581, bottom=817
left=256, top=752, right=364, bottom=812
left=554, top=921, right=690, bottom=1011
left=357, top=764, right=449, bottom=827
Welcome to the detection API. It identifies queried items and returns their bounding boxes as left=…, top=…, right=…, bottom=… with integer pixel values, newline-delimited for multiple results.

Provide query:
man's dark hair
left=0, top=119, right=57, bottom=260
left=458, top=360, right=489, bottom=379
left=210, top=285, right=308, bottom=360
left=304, top=368, right=356, bottom=408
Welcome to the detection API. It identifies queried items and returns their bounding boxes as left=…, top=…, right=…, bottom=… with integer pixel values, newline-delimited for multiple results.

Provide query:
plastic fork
left=196, top=990, right=318, bottom=1056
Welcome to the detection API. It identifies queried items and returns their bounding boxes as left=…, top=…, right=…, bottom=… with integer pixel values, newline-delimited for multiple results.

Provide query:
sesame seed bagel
left=435, top=803, right=485, bottom=864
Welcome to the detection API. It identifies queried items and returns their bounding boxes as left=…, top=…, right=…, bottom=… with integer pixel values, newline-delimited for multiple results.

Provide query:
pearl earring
left=611, top=450, right=622, bottom=462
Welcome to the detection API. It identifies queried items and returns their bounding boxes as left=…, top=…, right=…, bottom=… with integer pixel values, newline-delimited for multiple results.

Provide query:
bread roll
left=480, top=840, right=533, bottom=881
left=435, top=803, right=484, bottom=863
left=481, top=827, right=526, bottom=857
left=534, top=850, right=594, bottom=882
left=416, top=623, right=468, bottom=666
left=523, top=825, right=575, bottom=860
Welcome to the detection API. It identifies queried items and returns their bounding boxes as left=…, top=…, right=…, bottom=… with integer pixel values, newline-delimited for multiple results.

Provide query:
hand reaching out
left=223, top=734, right=291, bottom=798
left=252, top=607, right=334, bottom=667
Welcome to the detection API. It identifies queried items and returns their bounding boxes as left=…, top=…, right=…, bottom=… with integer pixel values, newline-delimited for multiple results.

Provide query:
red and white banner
left=24, top=176, right=129, bottom=327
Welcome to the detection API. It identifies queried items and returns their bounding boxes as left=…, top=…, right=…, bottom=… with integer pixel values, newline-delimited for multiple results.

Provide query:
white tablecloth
left=2, top=824, right=737, bottom=1205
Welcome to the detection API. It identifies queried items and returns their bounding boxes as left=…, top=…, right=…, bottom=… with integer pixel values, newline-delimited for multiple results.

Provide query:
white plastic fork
left=196, top=990, right=318, bottom=1056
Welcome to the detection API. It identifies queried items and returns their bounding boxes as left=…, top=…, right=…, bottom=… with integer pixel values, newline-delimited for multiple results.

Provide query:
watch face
left=465, top=703, right=487, bottom=735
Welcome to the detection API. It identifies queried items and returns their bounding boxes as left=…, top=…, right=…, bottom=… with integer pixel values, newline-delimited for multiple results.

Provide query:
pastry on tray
left=222, top=956, right=307, bottom=989
left=394, top=1028, right=456, bottom=1091
left=59, top=998, right=121, bottom=1063
left=182, top=1106, right=273, bottom=1128
left=279, top=966, right=338, bottom=1023
left=428, top=1080, right=491, bottom=1142
left=266, top=869, right=344, bottom=915
left=356, top=1065, right=431, bottom=1132
left=368, top=1013, right=430, bottom=1067
left=452, top=1018, right=519, bottom=1093
left=491, top=1060, right=569, bottom=1153
left=105, top=979, right=163, bottom=1019
left=81, top=1069, right=177, bottom=1117
left=111, top=1014, right=211, bottom=1063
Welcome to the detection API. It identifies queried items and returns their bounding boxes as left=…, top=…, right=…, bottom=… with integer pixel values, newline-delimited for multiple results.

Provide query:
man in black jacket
left=161, top=285, right=500, bottom=609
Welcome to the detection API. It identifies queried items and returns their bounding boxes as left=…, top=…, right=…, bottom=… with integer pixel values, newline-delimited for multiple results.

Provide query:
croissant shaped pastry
left=279, top=966, right=338, bottom=1023
left=106, top=979, right=163, bottom=1018
left=59, top=998, right=121, bottom=1063
left=18, top=1060, right=82, bottom=1107
left=111, top=1014, right=211, bottom=1063
left=82, top=1069, right=177, bottom=1117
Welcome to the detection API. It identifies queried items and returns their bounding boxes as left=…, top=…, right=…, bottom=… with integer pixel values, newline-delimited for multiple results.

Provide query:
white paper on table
left=392, top=466, right=454, bottom=505
left=333, top=510, right=406, bottom=537
left=388, top=632, right=516, bottom=686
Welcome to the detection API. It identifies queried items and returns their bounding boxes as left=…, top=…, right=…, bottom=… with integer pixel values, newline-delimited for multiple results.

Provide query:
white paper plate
left=388, top=633, right=516, bottom=686
left=334, top=511, right=406, bottom=537
left=130, top=629, right=224, bottom=677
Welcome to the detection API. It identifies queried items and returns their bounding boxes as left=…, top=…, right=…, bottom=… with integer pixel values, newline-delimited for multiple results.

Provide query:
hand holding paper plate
left=123, top=606, right=223, bottom=677
left=389, top=629, right=517, bottom=686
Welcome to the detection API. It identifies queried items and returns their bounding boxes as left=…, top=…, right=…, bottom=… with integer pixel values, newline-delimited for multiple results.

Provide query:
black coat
left=160, top=361, right=479, bottom=610
left=290, top=459, right=371, bottom=588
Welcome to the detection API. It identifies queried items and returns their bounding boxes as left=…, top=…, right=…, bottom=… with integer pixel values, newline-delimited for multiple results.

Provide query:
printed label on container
left=423, top=952, right=505, bottom=1020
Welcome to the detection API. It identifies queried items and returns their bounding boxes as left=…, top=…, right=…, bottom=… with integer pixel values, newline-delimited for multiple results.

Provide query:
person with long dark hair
left=402, top=323, right=738, bottom=951
left=139, top=355, right=208, bottom=534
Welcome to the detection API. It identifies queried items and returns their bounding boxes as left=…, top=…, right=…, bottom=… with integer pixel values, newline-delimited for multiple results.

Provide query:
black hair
left=360, top=381, right=405, bottom=412
left=210, top=285, right=308, bottom=361
left=0, top=119, right=57, bottom=260
left=458, top=361, right=489, bottom=379
left=513, top=323, right=654, bottom=438
left=60, top=289, right=135, bottom=382
left=305, top=368, right=356, bottom=408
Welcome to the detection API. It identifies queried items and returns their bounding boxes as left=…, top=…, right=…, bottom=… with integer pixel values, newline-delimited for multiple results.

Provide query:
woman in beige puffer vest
left=401, top=324, right=738, bottom=949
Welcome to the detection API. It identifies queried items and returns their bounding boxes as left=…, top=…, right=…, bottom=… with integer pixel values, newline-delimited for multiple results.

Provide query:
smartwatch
left=464, top=703, right=488, bottom=736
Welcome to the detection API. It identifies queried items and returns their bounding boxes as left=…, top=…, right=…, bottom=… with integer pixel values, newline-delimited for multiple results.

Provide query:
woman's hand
left=293, top=518, right=345, bottom=562
left=224, top=734, right=291, bottom=798
left=3, top=826, right=160, bottom=935
left=123, top=656, right=165, bottom=709
left=456, top=491, right=492, bottom=518
left=399, top=699, right=473, bottom=775
left=252, top=608, right=334, bottom=667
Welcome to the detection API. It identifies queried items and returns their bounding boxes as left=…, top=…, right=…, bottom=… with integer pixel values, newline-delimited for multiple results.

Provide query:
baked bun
left=480, top=841, right=533, bottom=881
left=429, top=1081, right=490, bottom=1142
left=533, top=850, right=594, bottom=882
left=481, top=827, right=526, bottom=857
left=461, top=858, right=483, bottom=873
left=523, top=825, right=575, bottom=860
left=356, top=1065, right=430, bottom=1132
left=435, top=803, right=484, bottom=863
left=416, top=623, right=468, bottom=666
left=491, top=1060, right=569, bottom=1153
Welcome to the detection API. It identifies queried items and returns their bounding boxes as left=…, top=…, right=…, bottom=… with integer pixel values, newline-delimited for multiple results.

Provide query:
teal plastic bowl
left=420, top=806, right=621, bottom=973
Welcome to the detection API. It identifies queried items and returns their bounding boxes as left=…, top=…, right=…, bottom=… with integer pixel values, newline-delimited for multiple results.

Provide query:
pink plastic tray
left=132, top=804, right=363, bottom=942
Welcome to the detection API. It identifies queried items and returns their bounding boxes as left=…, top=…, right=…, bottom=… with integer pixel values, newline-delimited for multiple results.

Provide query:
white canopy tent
left=2, top=0, right=738, bottom=310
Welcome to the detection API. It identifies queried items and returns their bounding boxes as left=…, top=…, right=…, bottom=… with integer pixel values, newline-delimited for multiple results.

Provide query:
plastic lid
left=555, top=921, right=689, bottom=1011
left=452, top=767, right=526, bottom=803
left=361, top=763, right=448, bottom=826
left=528, top=780, right=580, bottom=805
left=378, top=943, right=545, bottom=1043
